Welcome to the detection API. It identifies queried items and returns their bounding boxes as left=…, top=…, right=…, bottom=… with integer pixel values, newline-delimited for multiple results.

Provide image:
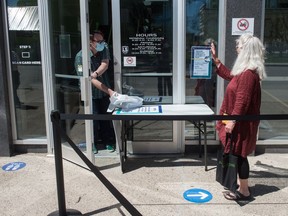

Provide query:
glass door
left=43, top=0, right=99, bottom=166
left=185, top=1, right=219, bottom=146
left=113, top=0, right=180, bottom=154
left=48, top=0, right=115, bottom=166
left=5, top=0, right=46, bottom=143
left=48, top=0, right=93, bottom=166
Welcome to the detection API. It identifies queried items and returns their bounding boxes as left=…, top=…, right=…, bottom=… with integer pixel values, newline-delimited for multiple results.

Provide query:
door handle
left=80, top=76, right=89, bottom=102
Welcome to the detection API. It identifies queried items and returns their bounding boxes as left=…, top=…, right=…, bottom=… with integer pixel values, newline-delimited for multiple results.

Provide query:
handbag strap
left=226, top=133, right=235, bottom=154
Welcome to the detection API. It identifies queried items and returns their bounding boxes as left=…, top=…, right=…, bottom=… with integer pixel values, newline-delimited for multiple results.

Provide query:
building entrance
left=47, top=0, right=115, bottom=166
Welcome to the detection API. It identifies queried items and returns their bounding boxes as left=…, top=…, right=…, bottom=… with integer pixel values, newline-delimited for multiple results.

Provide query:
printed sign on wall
left=123, top=56, right=136, bottom=67
left=232, top=18, right=254, bottom=35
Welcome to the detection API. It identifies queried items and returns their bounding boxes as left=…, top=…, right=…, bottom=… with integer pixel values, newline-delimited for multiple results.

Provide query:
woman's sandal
left=223, top=191, right=251, bottom=201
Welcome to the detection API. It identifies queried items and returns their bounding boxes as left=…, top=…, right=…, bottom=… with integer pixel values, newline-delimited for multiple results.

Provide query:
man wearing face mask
left=75, top=30, right=115, bottom=153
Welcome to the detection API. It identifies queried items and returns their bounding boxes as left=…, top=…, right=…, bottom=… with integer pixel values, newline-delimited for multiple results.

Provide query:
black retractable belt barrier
left=61, top=113, right=288, bottom=122
left=50, top=109, right=288, bottom=216
left=49, top=110, right=142, bottom=216
left=49, top=111, right=82, bottom=216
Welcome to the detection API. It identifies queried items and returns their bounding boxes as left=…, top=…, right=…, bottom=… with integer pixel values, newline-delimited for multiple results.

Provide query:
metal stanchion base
left=48, top=209, right=82, bottom=216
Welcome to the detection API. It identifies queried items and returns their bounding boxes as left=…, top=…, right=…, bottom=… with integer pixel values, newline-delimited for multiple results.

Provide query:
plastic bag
left=108, top=92, right=143, bottom=111
left=122, top=83, right=144, bottom=97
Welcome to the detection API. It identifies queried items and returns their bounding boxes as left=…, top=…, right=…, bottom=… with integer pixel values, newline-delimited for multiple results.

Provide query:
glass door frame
left=78, top=0, right=94, bottom=164
left=111, top=0, right=185, bottom=153
left=3, top=0, right=48, bottom=145
left=39, top=0, right=94, bottom=165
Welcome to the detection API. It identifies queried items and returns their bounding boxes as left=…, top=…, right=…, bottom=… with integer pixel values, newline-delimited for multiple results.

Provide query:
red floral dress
left=216, top=64, right=261, bottom=157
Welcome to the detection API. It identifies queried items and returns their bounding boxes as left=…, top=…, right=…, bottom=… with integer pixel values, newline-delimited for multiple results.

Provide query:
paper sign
left=190, top=46, right=212, bottom=79
left=123, top=56, right=136, bottom=67
left=115, top=106, right=162, bottom=114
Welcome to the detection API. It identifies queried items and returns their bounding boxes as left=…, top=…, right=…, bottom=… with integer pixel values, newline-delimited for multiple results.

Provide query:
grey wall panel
left=225, top=0, right=264, bottom=68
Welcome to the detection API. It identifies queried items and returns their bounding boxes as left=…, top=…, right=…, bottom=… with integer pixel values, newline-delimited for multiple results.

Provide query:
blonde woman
left=211, top=34, right=266, bottom=201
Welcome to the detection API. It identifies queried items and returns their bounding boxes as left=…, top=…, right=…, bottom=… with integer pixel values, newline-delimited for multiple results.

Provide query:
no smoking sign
left=124, top=56, right=136, bottom=67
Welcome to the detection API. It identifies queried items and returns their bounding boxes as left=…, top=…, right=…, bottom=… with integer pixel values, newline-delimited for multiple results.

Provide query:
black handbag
left=216, top=133, right=238, bottom=192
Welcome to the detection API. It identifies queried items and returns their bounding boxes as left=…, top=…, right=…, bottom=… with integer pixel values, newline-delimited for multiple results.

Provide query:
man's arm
left=91, top=59, right=109, bottom=78
left=91, top=78, right=114, bottom=97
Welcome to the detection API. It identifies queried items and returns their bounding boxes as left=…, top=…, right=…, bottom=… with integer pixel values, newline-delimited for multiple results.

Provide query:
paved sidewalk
left=1, top=152, right=288, bottom=216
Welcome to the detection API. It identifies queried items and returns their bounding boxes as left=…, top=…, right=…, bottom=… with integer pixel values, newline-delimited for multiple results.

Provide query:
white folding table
left=113, top=104, right=214, bottom=173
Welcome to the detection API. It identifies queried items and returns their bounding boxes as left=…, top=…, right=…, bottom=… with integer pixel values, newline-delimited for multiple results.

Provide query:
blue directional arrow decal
left=183, top=188, right=213, bottom=203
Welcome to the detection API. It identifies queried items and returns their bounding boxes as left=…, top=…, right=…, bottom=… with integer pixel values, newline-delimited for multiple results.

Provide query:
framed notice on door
left=190, top=46, right=212, bottom=79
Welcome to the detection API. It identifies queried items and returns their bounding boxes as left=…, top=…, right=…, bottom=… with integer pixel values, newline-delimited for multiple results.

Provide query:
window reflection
left=259, top=1, right=288, bottom=140
left=120, top=0, right=173, bottom=141
left=7, top=0, right=46, bottom=139
left=264, top=1, right=288, bottom=63
left=121, top=0, right=173, bottom=98
left=185, top=0, right=218, bottom=141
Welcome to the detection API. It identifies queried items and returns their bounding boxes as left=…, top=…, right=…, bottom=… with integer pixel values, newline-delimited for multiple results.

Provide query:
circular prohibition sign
left=126, top=57, right=134, bottom=65
left=237, top=18, right=249, bottom=31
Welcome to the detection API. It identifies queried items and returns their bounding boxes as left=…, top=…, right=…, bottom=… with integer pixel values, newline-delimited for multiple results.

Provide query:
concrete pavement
left=1, top=152, right=288, bottom=216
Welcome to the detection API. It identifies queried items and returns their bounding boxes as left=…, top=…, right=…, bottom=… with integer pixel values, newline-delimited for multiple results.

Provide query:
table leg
left=124, top=120, right=128, bottom=160
left=204, top=120, right=208, bottom=171
left=198, top=121, right=202, bottom=158
left=118, top=120, right=131, bottom=173
left=113, top=120, right=125, bottom=173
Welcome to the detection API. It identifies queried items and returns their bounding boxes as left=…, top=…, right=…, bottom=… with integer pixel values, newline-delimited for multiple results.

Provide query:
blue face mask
left=96, top=42, right=105, bottom=51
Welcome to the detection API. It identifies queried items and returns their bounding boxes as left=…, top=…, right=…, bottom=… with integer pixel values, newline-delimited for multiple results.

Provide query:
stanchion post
left=50, top=110, right=67, bottom=215
left=49, top=110, right=82, bottom=216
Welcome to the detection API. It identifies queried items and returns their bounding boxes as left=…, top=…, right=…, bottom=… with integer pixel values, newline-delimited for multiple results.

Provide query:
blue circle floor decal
left=183, top=188, right=213, bottom=203
left=2, top=162, right=26, bottom=172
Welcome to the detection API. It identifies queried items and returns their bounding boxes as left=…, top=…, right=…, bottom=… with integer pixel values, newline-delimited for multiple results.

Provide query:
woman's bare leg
left=238, top=178, right=250, bottom=196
